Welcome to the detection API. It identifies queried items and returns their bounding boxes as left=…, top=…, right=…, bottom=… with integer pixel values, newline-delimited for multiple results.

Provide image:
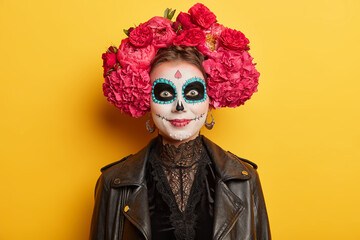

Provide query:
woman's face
left=150, top=61, right=209, bottom=144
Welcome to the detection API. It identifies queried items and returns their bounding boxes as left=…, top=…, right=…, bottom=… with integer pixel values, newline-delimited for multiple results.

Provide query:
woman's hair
left=150, top=45, right=207, bottom=81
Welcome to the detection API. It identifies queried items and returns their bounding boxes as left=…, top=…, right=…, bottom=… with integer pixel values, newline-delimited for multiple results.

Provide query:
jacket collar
left=202, top=136, right=251, bottom=181
left=107, top=136, right=250, bottom=240
left=109, top=135, right=250, bottom=188
left=108, top=137, right=156, bottom=188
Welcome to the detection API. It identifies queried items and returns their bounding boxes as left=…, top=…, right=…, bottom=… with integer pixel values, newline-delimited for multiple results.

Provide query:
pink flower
left=175, top=12, right=196, bottom=30
left=129, top=25, right=153, bottom=47
left=103, top=66, right=151, bottom=117
left=203, top=50, right=259, bottom=108
left=143, top=16, right=176, bottom=48
left=173, top=28, right=206, bottom=47
left=213, top=48, right=244, bottom=72
left=117, top=38, right=156, bottom=70
left=197, top=23, right=225, bottom=58
left=188, top=3, right=217, bottom=29
left=102, top=46, right=118, bottom=77
left=203, top=58, right=227, bottom=80
left=220, top=28, right=250, bottom=51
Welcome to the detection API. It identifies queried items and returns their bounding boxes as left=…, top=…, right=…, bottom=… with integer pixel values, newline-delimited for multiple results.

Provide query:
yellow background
left=1, top=0, right=359, bottom=239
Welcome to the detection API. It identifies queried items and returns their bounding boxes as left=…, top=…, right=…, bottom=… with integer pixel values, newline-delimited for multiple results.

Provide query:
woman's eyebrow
left=184, top=77, right=204, bottom=83
left=153, top=78, right=176, bottom=85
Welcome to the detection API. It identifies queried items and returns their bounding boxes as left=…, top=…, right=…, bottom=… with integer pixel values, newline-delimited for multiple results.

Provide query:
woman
left=91, top=4, right=270, bottom=240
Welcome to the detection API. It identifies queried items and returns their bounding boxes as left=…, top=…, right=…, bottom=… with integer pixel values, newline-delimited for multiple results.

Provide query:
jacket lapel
left=202, top=137, right=251, bottom=239
left=109, top=138, right=157, bottom=240
left=213, top=181, right=245, bottom=240
left=123, top=185, right=151, bottom=240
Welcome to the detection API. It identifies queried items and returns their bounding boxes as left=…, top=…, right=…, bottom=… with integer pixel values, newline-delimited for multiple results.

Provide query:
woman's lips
left=168, top=119, right=192, bottom=127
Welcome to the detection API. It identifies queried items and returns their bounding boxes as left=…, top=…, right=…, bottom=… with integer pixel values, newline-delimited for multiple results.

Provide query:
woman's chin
left=159, top=129, right=198, bottom=144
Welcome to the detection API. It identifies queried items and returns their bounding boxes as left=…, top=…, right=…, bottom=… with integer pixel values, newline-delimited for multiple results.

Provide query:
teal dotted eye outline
left=182, top=77, right=207, bottom=104
left=151, top=78, right=177, bottom=104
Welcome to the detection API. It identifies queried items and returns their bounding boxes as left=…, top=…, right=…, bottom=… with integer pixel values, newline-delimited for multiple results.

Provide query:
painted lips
left=168, top=119, right=192, bottom=127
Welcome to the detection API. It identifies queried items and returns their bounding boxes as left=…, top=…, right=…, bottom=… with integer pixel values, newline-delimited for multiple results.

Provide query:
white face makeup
left=150, top=61, right=209, bottom=144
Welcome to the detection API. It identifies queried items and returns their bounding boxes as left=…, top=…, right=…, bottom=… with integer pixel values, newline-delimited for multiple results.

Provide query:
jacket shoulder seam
left=100, top=154, right=133, bottom=173
left=227, top=151, right=258, bottom=170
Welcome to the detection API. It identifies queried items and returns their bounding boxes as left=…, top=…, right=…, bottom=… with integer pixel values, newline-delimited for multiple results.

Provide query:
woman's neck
left=156, top=134, right=203, bottom=166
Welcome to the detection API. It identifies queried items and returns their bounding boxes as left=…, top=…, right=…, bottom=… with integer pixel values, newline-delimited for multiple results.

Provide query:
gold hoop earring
left=205, top=112, right=215, bottom=130
left=146, top=118, right=155, bottom=133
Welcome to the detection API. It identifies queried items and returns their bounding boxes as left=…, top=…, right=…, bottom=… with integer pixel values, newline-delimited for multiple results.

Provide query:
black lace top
left=147, top=135, right=216, bottom=240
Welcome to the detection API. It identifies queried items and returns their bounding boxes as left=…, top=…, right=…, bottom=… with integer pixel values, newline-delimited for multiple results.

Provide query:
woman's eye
left=186, top=90, right=199, bottom=97
left=160, top=91, right=172, bottom=98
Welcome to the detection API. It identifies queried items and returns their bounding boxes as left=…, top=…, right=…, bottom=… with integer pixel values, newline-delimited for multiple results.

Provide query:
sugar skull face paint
left=150, top=61, right=209, bottom=143
left=152, top=79, right=177, bottom=104
left=151, top=77, right=206, bottom=104
left=182, top=78, right=207, bottom=103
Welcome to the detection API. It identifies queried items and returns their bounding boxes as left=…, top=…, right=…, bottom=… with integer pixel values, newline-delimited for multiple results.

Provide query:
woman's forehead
left=150, top=61, right=204, bottom=83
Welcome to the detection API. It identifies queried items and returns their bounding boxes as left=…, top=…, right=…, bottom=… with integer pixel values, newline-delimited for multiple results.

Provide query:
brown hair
left=150, top=45, right=207, bottom=81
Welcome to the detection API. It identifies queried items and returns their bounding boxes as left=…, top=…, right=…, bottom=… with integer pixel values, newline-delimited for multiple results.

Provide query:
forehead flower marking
left=175, top=70, right=182, bottom=79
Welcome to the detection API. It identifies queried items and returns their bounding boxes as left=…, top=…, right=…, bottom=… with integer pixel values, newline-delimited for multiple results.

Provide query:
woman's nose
left=173, top=100, right=185, bottom=112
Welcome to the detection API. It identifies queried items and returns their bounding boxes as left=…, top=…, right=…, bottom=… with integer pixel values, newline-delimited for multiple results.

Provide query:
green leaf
left=164, top=8, right=170, bottom=18
left=164, top=8, right=176, bottom=20
left=176, top=24, right=182, bottom=33
left=123, top=29, right=129, bottom=36
left=112, top=46, right=117, bottom=54
left=168, top=9, right=176, bottom=20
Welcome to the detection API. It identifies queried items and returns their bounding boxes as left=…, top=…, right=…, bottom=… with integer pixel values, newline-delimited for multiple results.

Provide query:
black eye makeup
left=182, top=78, right=207, bottom=103
left=152, top=79, right=177, bottom=104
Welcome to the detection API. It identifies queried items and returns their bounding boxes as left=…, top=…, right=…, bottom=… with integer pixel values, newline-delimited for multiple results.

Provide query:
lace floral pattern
left=157, top=135, right=203, bottom=211
left=149, top=135, right=210, bottom=240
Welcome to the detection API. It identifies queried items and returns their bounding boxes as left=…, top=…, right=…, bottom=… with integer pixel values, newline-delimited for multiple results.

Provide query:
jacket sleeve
left=89, top=174, right=109, bottom=240
left=251, top=169, right=271, bottom=239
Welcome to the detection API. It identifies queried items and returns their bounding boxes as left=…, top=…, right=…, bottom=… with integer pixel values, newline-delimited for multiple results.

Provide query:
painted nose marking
left=176, top=101, right=184, bottom=111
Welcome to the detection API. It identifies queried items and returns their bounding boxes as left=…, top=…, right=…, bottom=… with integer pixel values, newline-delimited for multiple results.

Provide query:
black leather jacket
left=90, top=137, right=271, bottom=240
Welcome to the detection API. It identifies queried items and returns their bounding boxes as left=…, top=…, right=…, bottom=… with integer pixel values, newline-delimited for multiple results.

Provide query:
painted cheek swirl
left=182, top=78, right=207, bottom=103
left=152, top=78, right=177, bottom=104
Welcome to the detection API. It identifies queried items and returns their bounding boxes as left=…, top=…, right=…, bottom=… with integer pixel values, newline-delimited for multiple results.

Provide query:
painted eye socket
left=182, top=78, right=207, bottom=103
left=152, top=79, right=177, bottom=104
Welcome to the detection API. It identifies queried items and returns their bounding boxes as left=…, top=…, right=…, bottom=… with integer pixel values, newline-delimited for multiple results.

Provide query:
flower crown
left=102, top=3, right=260, bottom=118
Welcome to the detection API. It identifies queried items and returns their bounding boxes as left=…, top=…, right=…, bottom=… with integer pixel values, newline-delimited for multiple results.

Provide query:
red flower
left=103, top=66, right=151, bottom=117
left=220, top=28, right=250, bottom=51
left=196, top=23, right=225, bottom=58
left=143, top=16, right=176, bottom=48
left=175, top=12, right=196, bottom=30
left=173, top=28, right=206, bottom=47
left=212, top=48, right=244, bottom=72
left=102, top=46, right=118, bottom=77
left=188, top=3, right=217, bottom=29
left=129, top=25, right=153, bottom=47
left=203, top=50, right=259, bottom=109
left=117, top=38, right=156, bottom=70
